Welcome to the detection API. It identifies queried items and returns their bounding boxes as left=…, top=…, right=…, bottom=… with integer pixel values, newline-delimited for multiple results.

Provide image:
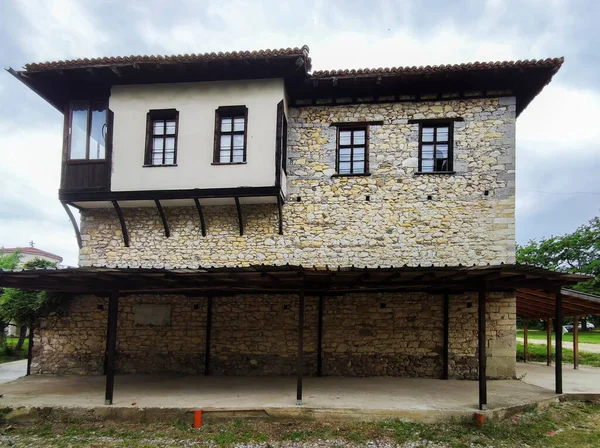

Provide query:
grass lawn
left=517, top=342, right=600, bottom=367
left=517, top=329, right=600, bottom=344
left=0, top=337, right=29, bottom=364
left=0, top=401, right=599, bottom=447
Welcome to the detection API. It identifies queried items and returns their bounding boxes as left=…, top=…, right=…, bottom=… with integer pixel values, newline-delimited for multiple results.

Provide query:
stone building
left=4, top=46, right=582, bottom=410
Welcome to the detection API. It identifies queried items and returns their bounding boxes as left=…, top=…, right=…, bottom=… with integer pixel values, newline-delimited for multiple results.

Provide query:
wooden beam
left=61, top=202, right=83, bottom=249
left=205, top=297, right=213, bottom=375
left=478, top=288, right=487, bottom=410
left=573, top=315, right=579, bottom=370
left=110, top=66, right=123, bottom=77
left=524, top=319, right=528, bottom=363
left=547, top=318, right=552, bottom=366
left=234, top=197, right=244, bottom=236
left=193, top=198, right=207, bottom=237
left=555, top=291, right=563, bottom=394
left=297, top=289, right=305, bottom=405
left=111, top=201, right=129, bottom=247
left=154, top=200, right=170, bottom=238
left=442, top=293, right=449, bottom=379
left=26, top=327, right=34, bottom=376
left=105, top=291, right=119, bottom=405
left=317, top=295, right=324, bottom=376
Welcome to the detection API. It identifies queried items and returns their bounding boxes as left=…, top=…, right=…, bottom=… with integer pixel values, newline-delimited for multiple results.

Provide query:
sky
left=0, top=0, right=598, bottom=267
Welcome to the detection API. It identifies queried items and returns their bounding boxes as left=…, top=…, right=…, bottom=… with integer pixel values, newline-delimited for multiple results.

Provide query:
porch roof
left=516, top=288, right=600, bottom=319
left=0, top=263, right=589, bottom=295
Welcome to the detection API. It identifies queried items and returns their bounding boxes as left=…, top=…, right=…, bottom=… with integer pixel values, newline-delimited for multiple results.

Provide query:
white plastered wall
left=109, top=78, right=286, bottom=191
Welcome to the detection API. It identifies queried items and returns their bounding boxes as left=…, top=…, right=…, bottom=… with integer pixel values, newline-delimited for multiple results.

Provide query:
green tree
left=517, top=217, right=600, bottom=294
left=517, top=217, right=600, bottom=329
left=0, top=249, right=21, bottom=345
left=0, top=257, right=69, bottom=351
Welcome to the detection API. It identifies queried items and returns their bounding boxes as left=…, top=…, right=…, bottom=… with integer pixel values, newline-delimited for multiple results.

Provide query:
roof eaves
left=22, top=45, right=311, bottom=72
left=310, top=57, right=564, bottom=78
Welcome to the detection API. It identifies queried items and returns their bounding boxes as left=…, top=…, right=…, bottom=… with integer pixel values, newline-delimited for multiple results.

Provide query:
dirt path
left=517, top=337, right=600, bottom=354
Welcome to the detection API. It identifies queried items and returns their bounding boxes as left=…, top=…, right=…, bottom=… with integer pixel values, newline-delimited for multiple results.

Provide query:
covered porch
left=0, top=374, right=559, bottom=422
left=0, top=263, right=589, bottom=413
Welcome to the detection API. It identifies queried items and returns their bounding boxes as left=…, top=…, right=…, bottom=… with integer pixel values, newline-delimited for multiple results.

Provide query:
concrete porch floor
left=0, top=375, right=559, bottom=421
left=517, top=362, right=600, bottom=393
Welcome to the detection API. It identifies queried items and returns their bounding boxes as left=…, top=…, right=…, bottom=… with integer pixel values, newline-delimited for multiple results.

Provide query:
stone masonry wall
left=79, top=98, right=516, bottom=268
left=32, top=292, right=515, bottom=379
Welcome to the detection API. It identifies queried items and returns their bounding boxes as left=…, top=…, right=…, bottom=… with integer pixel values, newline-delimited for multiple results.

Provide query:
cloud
left=517, top=84, right=600, bottom=150
left=10, top=0, right=109, bottom=61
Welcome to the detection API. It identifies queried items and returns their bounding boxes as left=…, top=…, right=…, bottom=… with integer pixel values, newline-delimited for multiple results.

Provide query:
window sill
left=143, top=164, right=178, bottom=168
left=414, top=171, right=456, bottom=175
left=331, top=173, right=372, bottom=178
left=211, top=162, right=247, bottom=166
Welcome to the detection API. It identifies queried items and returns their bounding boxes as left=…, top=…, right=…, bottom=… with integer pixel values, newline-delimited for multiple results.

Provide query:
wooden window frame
left=67, top=101, right=108, bottom=162
left=417, top=120, right=455, bottom=173
left=144, top=109, right=179, bottom=167
left=281, top=112, right=288, bottom=175
left=213, top=106, right=248, bottom=165
left=335, top=124, right=370, bottom=176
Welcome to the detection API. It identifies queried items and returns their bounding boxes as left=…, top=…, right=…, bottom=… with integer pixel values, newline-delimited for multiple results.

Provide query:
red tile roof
left=311, top=57, right=564, bottom=78
left=1, top=247, right=63, bottom=263
left=23, top=46, right=311, bottom=72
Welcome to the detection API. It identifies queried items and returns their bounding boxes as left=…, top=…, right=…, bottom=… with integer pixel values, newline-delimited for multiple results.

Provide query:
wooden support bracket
left=154, top=199, right=170, bottom=238
left=111, top=201, right=130, bottom=247
left=193, top=198, right=207, bottom=237
left=61, top=202, right=83, bottom=249
left=234, top=197, right=244, bottom=236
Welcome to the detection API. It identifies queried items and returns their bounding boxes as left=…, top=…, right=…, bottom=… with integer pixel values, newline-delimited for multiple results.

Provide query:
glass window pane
left=233, top=117, right=245, bottom=132
left=166, top=120, right=176, bottom=135
left=437, top=127, right=449, bottom=142
left=233, top=134, right=244, bottom=149
left=220, top=151, right=231, bottom=163
left=339, top=131, right=351, bottom=145
left=152, top=154, right=163, bottom=165
left=422, top=159, right=434, bottom=172
left=165, top=137, right=175, bottom=150
left=153, top=120, right=165, bottom=136
left=153, top=138, right=164, bottom=150
left=88, top=104, right=106, bottom=160
left=164, top=154, right=175, bottom=165
left=422, top=144, right=434, bottom=159
left=232, top=152, right=244, bottom=163
left=70, top=104, right=88, bottom=159
left=220, top=135, right=231, bottom=150
left=422, top=127, right=434, bottom=143
left=436, top=144, right=448, bottom=158
left=353, top=147, right=365, bottom=160
left=353, top=161, right=365, bottom=173
left=221, top=118, right=232, bottom=132
left=339, top=148, right=351, bottom=162
left=338, top=161, right=351, bottom=174
left=353, top=130, right=366, bottom=145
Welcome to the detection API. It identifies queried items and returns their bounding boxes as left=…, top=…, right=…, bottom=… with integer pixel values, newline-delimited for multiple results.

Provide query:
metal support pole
left=442, top=293, right=449, bottom=380
left=573, top=315, right=579, bottom=370
left=26, top=327, right=34, bottom=376
left=478, top=289, right=487, bottom=411
left=105, top=291, right=119, bottom=405
left=317, top=296, right=324, bottom=377
left=296, top=290, right=305, bottom=405
left=523, top=319, right=528, bottom=363
left=205, top=297, right=213, bottom=376
left=547, top=318, right=552, bottom=366
left=555, top=292, right=563, bottom=394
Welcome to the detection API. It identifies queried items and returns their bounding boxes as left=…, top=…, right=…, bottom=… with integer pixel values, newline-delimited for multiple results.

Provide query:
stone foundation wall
left=79, top=98, right=516, bottom=268
left=32, top=292, right=516, bottom=379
